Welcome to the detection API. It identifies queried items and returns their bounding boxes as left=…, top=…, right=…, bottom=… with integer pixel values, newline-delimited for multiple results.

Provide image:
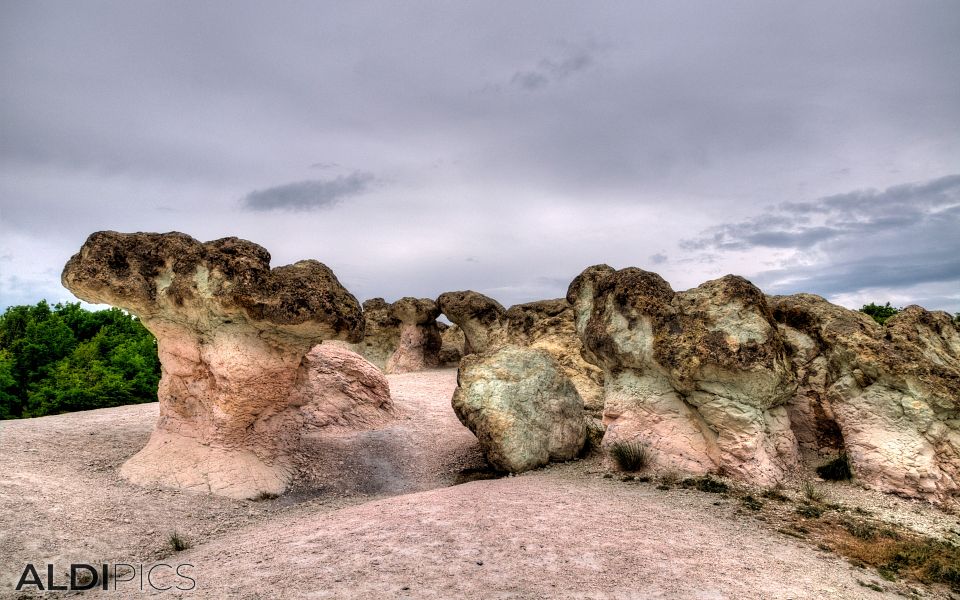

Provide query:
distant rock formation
left=352, top=298, right=401, bottom=371
left=452, top=345, right=586, bottom=472
left=438, top=291, right=603, bottom=414
left=331, top=297, right=448, bottom=373
left=568, top=264, right=960, bottom=504
left=62, top=231, right=393, bottom=499
left=385, top=297, right=442, bottom=373
left=771, top=295, right=960, bottom=503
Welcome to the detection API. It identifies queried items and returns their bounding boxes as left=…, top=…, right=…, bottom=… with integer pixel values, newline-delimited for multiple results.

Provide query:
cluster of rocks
left=567, top=265, right=960, bottom=504
left=331, top=297, right=464, bottom=373
left=63, top=232, right=960, bottom=506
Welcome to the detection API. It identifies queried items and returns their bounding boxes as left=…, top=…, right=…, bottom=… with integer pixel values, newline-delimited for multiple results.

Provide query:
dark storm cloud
left=241, top=172, right=375, bottom=212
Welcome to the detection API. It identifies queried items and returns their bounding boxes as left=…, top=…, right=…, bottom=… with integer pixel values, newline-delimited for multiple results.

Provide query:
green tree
left=0, top=301, right=160, bottom=419
left=860, top=302, right=901, bottom=325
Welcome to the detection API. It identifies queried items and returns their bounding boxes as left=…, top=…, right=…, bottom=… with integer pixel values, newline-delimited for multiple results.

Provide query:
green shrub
left=168, top=531, right=192, bottom=552
left=608, top=441, right=652, bottom=472
left=859, top=302, right=900, bottom=325
left=802, top=481, right=824, bottom=502
left=682, top=476, right=729, bottom=494
left=741, top=495, right=764, bottom=511
left=796, top=503, right=824, bottom=518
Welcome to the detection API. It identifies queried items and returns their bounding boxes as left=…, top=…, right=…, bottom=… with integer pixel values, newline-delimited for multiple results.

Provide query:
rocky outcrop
left=771, top=295, right=960, bottom=502
left=438, top=322, right=466, bottom=366
left=452, top=345, right=586, bottom=472
left=437, top=291, right=506, bottom=354
left=567, top=263, right=960, bottom=504
left=567, top=266, right=799, bottom=485
left=384, top=297, right=442, bottom=374
left=438, top=291, right=603, bottom=414
left=62, top=231, right=393, bottom=499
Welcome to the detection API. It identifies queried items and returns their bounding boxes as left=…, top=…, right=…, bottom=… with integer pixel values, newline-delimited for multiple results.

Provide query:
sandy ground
left=1, top=368, right=956, bottom=599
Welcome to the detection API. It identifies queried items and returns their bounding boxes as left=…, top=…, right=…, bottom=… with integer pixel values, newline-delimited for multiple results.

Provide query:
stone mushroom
left=62, top=231, right=378, bottom=499
left=384, top=297, right=442, bottom=373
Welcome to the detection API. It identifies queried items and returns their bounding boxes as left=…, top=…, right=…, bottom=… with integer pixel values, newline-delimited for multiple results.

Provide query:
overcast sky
left=2, top=1, right=958, bottom=314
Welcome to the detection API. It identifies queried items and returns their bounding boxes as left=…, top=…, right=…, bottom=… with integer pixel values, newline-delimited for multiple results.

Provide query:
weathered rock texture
left=771, top=295, right=960, bottom=502
left=504, top=300, right=605, bottom=414
left=384, top=297, right=442, bottom=374
left=568, top=266, right=800, bottom=485
left=438, top=291, right=603, bottom=414
left=568, top=264, right=960, bottom=504
left=351, top=298, right=401, bottom=370
left=437, top=291, right=506, bottom=355
left=62, top=231, right=393, bottom=499
left=452, top=345, right=586, bottom=472
left=438, top=322, right=466, bottom=366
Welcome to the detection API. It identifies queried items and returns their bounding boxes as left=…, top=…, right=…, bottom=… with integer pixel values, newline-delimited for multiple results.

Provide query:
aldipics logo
left=15, top=563, right=196, bottom=592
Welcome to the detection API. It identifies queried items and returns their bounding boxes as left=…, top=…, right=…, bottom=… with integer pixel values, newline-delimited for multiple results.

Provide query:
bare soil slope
left=1, top=369, right=954, bottom=599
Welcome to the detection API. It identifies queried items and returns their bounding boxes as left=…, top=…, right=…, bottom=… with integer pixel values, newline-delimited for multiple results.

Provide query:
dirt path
left=1, top=368, right=954, bottom=598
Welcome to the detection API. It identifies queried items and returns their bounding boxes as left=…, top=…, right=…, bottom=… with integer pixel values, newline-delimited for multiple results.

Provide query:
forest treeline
left=0, top=301, right=160, bottom=419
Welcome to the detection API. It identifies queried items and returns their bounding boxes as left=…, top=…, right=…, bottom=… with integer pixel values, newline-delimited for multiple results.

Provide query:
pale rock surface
left=771, top=295, right=960, bottom=503
left=62, top=231, right=392, bottom=499
left=384, top=297, right=442, bottom=374
left=504, top=299, right=605, bottom=415
left=452, top=345, right=586, bottom=472
left=567, top=265, right=799, bottom=485
left=438, top=291, right=603, bottom=415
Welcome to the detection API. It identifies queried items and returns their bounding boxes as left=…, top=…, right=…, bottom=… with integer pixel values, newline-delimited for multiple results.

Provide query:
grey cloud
left=684, top=174, right=960, bottom=252
left=693, top=174, right=960, bottom=301
left=757, top=249, right=960, bottom=298
left=650, top=253, right=668, bottom=265
left=509, top=47, right=596, bottom=91
left=241, top=172, right=375, bottom=212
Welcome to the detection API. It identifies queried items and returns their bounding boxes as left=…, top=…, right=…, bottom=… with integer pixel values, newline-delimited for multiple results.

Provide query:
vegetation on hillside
left=0, top=301, right=160, bottom=419
left=859, top=302, right=901, bottom=325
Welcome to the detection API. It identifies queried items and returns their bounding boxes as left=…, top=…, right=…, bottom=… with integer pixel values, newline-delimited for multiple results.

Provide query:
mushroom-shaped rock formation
left=567, top=265, right=799, bottom=485
left=384, top=297, right=442, bottom=374
left=436, top=291, right=507, bottom=354
left=452, top=345, right=586, bottom=473
left=503, top=299, right=605, bottom=415
left=771, top=295, right=960, bottom=503
left=62, top=231, right=391, bottom=499
left=351, top=297, right=402, bottom=370
left=437, top=322, right=466, bottom=366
